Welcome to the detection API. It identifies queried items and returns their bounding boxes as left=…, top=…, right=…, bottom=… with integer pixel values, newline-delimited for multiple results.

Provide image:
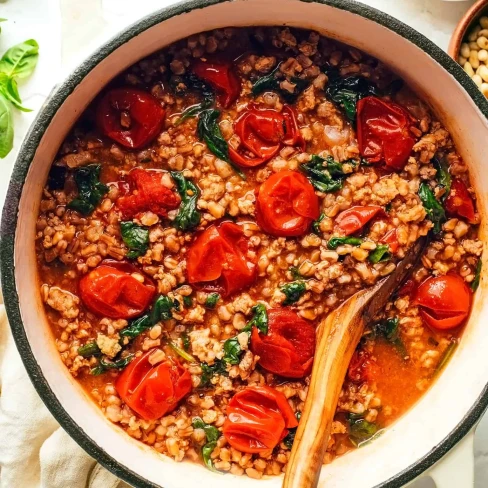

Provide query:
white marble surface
left=0, top=0, right=487, bottom=486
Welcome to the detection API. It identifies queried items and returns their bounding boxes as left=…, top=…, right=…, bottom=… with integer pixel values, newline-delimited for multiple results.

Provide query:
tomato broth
left=36, top=27, right=481, bottom=478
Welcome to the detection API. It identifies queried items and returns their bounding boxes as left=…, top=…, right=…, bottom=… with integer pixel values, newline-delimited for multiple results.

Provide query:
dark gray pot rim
left=1, top=1, right=487, bottom=487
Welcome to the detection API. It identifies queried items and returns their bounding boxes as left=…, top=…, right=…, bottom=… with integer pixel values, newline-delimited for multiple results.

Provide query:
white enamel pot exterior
left=2, top=1, right=488, bottom=487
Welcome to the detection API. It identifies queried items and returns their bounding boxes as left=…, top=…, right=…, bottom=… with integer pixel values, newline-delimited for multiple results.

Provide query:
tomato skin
left=397, top=278, right=417, bottom=298
left=256, top=171, right=320, bottom=237
left=96, top=88, right=165, bottom=149
left=445, top=178, right=476, bottom=222
left=380, top=228, right=399, bottom=253
left=334, top=205, right=383, bottom=235
left=186, top=222, right=257, bottom=296
left=357, top=96, right=416, bottom=170
left=116, top=350, right=192, bottom=421
left=229, top=105, right=304, bottom=168
left=79, top=261, right=156, bottom=319
left=116, top=168, right=180, bottom=219
left=250, top=309, right=316, bottom=378
left=192, top=59, right=240, bottom=108
left=348, top=350, right=377, bottom=383
left=222, top=385, right=298, bottom=453
left=413, top=274, right=472, bottom=330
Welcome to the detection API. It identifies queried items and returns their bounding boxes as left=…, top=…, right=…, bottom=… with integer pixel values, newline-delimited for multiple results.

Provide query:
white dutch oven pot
left=1, top=1, right=487, bottom=487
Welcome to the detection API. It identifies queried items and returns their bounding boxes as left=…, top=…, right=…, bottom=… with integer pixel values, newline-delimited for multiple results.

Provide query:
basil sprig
left=0, top=38, right=39, bottom=158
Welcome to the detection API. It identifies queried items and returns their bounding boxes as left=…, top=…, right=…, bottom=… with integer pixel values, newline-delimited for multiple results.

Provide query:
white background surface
left=0, top=0, right=486, bottom=486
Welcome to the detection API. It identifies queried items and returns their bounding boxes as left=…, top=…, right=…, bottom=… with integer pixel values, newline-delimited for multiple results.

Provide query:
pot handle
left=427, top=430, right=474, bottom=488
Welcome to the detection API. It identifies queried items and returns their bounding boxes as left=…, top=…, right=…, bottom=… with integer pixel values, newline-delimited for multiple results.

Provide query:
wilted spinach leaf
left=471, top=259, right=482, bottom=292
left=150, top=295, right=177, bottom=323
left=418, top=182, right=446, bottom=234
left=347, top=414, right=379, bottom=447
left=281, top=281, right=306, bottom=305
left=283, top=412, right=301, bottom=449
left=312, top=212, right=325, bottom=234
left=300, top=155, right=347, bottom=193
left=171, top=171, right=201, bottom=231
left=200, top=360, right=227, bottom=387
left=368, top=244, right=390, bottom=263
left=120, top=315, right=152, bottom=339
left=374, top=317, right=407, bottom=357
left=246, top=304, right=268, bottom=335
left=327, top=236, right=363, bottom=250
left=78, top=341, right=101, bottom=358
left=204, top=293, right=220, bottom=309
left=433, top=157, right=451, bottom=200
left=175, top=72, right=215, bottom=125
left=67, top=164, right=108, bottom=215
left=91, top=354, right=134, bottom=376
left=120, top=221, right=149, bottom=259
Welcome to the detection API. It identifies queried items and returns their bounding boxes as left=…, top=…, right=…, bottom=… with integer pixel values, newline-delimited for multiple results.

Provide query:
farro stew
left=37, top=27, right=482, bottom=478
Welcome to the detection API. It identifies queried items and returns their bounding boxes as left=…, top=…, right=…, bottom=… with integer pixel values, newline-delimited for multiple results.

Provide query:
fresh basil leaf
left=418, top=182, right=446, bottom=234
left=120, top=221, right=149, bottom=259
left=192, top=417, right=220, bottom=443
left=0, top=39, right=39, bottom=79
left=471, top=259, right=482, bottom=292
left=300, top=155, right=345, bottom=193
left=197, top=109, right=245, bottom=179
left=0, top=93, right=13, bottom=158
left=327, top=236, right=363, bottom=250
left=0, top=75, right=31, bottom=112
left=348, top=414, right=378, bottom=447
left=67, top=164, right=108, bottom=216
left=120, top=315, right=152, bottom=339
left=281, top=281, right=306, bottom=305
left=91, top=354, right=134, bottom=376
left=324, top=69, right=377, bottom=122
left=150, top=295, right=176, bottom=323
left=312, top=212, right=325, bottom=234
left=369, top=244, right=391, bottom=263
left=247, top=303, right=268, bottom=334
left=78, top=341, right=101, bottom=358
left=171, top=171, right=201, bottom=231
left=204, top=292, right=220, bottom=309
left=432, top=157, right=451, bottom=200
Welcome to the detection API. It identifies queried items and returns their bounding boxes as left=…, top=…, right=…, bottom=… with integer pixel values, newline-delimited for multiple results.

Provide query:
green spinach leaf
left=192, top=417, right=220, bottom=443
left=91, top=354, right=134, bottom=376
left=347, top=414, right=378, bottom=447
left=67, top=164, right=108, bottom=215
left=368, top=244, right=390, bottom=263
left=418, top=182, right=446, bottom=234
left=433, top=157, right=451, bottom=199
left=204, top=293, right=220, bottom=309
left=300, top=155, right=346, bottom=193
left=327, top=236, right=363, bottom=250
left=150, top=295, right=177, bottom=323
left=175, top=73, right=215, bottom=125
left=200, top=360, right=227, bottom=387
left=374, top=317, right=407, bottom=357
left=283, top=412, right=301, bottom=449
left=120, top=315, right=152, bottom=339
left=312, top=212, right=325, bottom=234
left=168, top=341, right=195, bottom=362
left=246, top=303, right=268, bottom=335
left=78, top=341, right=101, bottom=358
left=281, top=281, right=306, bottom=305
left=120, top=221, right=149, bottom=259
left=171, top=171, right=202, bottom=231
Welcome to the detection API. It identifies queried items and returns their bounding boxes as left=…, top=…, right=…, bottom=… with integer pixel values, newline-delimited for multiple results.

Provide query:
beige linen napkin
left=0, top=299, right=131, bottom=488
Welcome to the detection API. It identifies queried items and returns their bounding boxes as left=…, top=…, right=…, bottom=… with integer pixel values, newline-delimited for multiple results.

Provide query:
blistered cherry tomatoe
left=79, top=260, right=156, bottom=319
left=413, top=274, right=472, bottom=330
left=255, top=170, right=319, bottom=237
left=250, top=309, right=316, bottom=378
left=186, top=221, right=257, bottom=297
left=334, top=205, right=383, bottom=236
left=222, top=385, right=298, bottom=454
left=96, top=88, right=165, bottom=149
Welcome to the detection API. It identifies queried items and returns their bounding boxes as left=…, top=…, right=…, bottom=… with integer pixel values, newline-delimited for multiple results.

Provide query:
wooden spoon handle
left=282, top=282, right=383, bottom=488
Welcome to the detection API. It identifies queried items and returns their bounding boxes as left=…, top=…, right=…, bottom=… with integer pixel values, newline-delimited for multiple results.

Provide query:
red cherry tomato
left=116, top=350, right=192, bottom=421
left=192, top=59, right=240, bottom=108
left=413, top=274, right=472, bottom=330
left=445, top=178, right=476, bottom=222
left=222, top=385, right=298, bottom=453
left=348, top=350, right=378, bottom=383
left=186, top=221, right=257, bottom=297
left=397, top=278, right=417, bottom=298
left=96, top=88, right=165, bottom=149
left=380, top=228, right=399, bottom=253
left=250, top=309, right=316, bottom=378
left=255, top=171, right=320, bottom=237
left=79, top=261, right=156, bottom=319
left=334, top=205, right=383, bottom=235
left=229, top=105, right=304, bottom=168
left=357, top=96, right=416, bottom=170
left=116, top=168, right=180, bottom=219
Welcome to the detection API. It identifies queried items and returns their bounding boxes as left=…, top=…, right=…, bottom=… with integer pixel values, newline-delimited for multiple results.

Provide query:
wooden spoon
left=283, top=238, right=426, bottom=488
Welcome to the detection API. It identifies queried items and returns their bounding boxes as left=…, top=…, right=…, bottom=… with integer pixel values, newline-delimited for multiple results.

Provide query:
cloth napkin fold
left=0, top=298, right=131, bottom=488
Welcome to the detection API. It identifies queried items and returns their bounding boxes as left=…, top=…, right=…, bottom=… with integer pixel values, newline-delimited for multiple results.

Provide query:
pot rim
left=2, top=1, right=488, bottom=487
